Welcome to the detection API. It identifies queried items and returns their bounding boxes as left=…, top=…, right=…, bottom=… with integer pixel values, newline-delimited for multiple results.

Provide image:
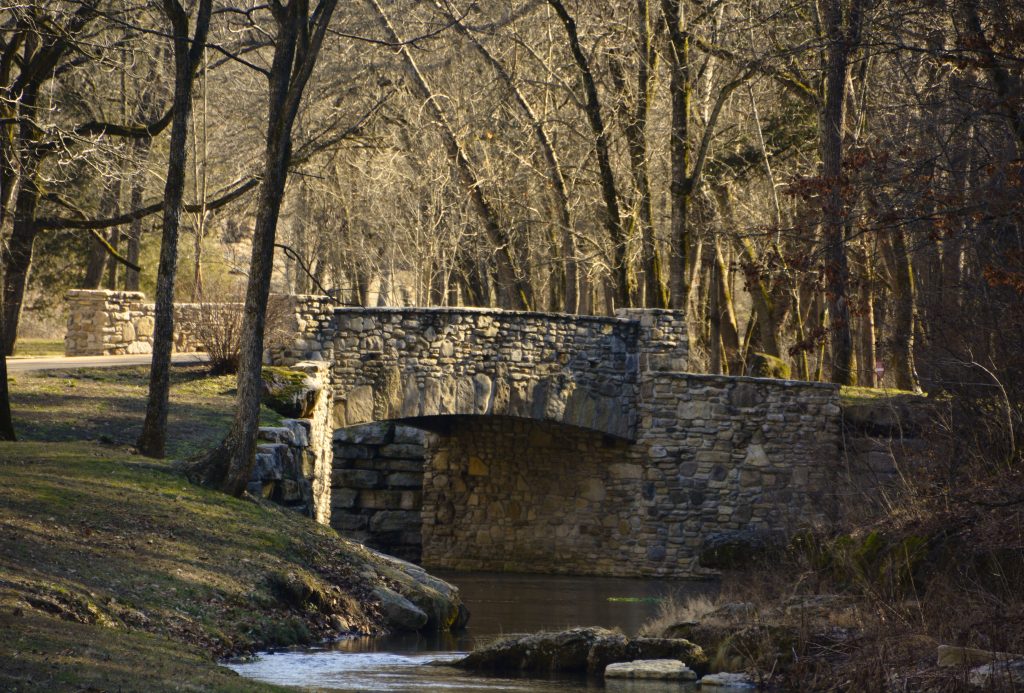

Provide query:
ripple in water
left=226, top=650, right=597, bottom=691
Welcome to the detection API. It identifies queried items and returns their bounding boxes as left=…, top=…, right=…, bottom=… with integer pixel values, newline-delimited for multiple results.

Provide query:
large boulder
left=368, top=550, right=469, bottom=632
left=372, top=585, right=428, bottom=632
left=746, top=352, right=791, bottom=379
left=452, top=627, right=707, bottom=676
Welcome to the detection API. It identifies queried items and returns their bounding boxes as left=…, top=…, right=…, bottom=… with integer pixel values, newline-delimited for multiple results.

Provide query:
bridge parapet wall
left=329, top=307, right=643, bottom=439
left=614, top=308, right=689, bottom=373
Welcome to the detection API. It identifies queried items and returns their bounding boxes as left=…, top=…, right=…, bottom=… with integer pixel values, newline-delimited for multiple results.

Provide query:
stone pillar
left=251, top=360, right=334, bottom=524
left=266, top=294, right=337, bottom=365
left=614, top=308, right=688, bottom=373
left=65, top=289, right=152, bottom=356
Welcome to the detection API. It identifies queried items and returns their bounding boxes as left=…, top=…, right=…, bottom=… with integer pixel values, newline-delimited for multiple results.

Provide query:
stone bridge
left=299, top=304, right=840, bottom=578
left=326, top=308, right=687, bottom=440
left=66, top=291, right=843, bottom=577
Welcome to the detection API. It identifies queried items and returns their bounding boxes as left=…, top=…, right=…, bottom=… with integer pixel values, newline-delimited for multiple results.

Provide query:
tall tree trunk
left=860, top=249, right=877, bottom=387
left=885, top=228, right=919, bottom=391
left=610, top=0, right=665, bottom=308
left=713, top=241, right=742, bottom=373
left=188, top=0, right=338, bottom=496
left=137, top=0, right=212, bottom=457
left=104, top=229, right=122, bottom=289
left=440, top=5, right=579, bottom=312
left=83, top=242, right=107, bottom=290
left=1, top=169, right=39, bottom=357
left=820, top=0, right=866, bottom=385
left=372, top=1, right=531, bottom=310
left=662, top=0, right=691, bottom=309
left=962, top=0, right=1024, bottom=157
left=547, top=0, right=632, bottom=309
left=81, top=183, right=122, bottom=289
left=0, top=303, right=14, bottom=439
left=124, top=171, right=147, bottom=291
left=0, top=81, right=41, bottom=357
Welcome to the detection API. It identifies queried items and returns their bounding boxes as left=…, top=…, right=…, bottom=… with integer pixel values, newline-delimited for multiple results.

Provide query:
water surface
left=228, top=570, right=715, bottom=692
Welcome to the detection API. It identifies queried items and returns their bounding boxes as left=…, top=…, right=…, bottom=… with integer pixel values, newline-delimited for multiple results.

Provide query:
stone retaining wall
left=250, top=361, right=333, bottom=524
left=839, top=395, right=936, bottom=514
left=331, top=422, right=426, bottom=562
left=629, top=373, right=841, bottom=575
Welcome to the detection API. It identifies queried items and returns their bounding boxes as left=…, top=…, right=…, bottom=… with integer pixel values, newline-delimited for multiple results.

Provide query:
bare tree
left=137, top=0, right=213, bottom=458
left=188, top=0, right=339, bottom=495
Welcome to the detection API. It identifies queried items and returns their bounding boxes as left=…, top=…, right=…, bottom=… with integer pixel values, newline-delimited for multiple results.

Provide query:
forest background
left=1, top=0, right=1022, bottom=407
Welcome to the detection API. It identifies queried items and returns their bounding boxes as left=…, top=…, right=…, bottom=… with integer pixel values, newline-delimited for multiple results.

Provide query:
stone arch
left=332, top=366, right=633, bottom=440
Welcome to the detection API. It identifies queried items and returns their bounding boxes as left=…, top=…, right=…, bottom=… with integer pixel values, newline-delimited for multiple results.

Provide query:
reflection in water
left=227, top=571, right=714, bottom=692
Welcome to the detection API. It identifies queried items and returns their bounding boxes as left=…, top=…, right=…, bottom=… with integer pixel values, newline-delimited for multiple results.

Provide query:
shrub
left=188, top=297, right=292, bottom=375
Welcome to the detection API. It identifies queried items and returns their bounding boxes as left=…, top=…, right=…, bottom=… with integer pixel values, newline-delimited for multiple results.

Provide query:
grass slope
left=0, top=366, right=389, bottom=692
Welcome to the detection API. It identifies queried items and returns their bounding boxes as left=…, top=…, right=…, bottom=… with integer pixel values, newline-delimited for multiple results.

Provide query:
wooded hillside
left=2, top=0, right=1022, bottom=397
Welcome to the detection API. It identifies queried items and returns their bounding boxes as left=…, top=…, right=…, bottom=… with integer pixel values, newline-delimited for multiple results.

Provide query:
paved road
left=5, top=352, right=209, bottom=374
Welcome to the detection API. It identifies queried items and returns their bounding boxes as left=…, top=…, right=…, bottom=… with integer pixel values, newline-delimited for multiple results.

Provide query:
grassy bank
left=0, top=366, right=390, bottom=691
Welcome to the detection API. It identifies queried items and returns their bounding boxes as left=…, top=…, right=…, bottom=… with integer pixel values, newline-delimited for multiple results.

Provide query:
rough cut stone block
left=386, top=472, right=423, bottom=489
left=333, top=469, right=381, bottom=489
left=369, top=510, right=421, bottom=533
left=379, top=443, right=424, bottom=458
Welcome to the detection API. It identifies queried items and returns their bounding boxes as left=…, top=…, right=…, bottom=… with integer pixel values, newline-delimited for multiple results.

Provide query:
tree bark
left=633, top=0, right=666, bottom=309
left=662, top=0, right=691, bottom=309
left=373, top=0, right=531, bottom=310
left=610, top=0, right=665, bottom=308
left=137, top=0, right=212, bottom=458
left=885, top=228, right=919, bottom=391
left=441, top=5, right=579, bottom=312
left=188, top=0, right=338, bottom=496
left=820, top=0, right=866, bottom=385
left=2, top=158, right=39, bottom=356
left=0, top=301, right=14, bottom=440
left=547, top=0, right=632, bottom=309
left=124, top=162, right=148, bottom=291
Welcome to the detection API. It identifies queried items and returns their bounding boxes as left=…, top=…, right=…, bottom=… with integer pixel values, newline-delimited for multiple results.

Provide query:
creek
left=227, top=570, right=715, bottom=692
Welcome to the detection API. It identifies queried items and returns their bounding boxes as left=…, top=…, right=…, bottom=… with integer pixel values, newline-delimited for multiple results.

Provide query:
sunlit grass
left=9, top=337, right=65, bottom=358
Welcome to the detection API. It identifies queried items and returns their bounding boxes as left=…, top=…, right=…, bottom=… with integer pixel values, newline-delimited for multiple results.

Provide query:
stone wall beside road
left=64, top=290, right=334, bottom=362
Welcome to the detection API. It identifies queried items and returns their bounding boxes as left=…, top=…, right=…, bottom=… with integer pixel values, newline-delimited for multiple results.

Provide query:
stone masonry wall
left=64, top=290, right=335, bottom=361
left=328, top=307, right=677, bottom=440
left=422, top=417, right=635, bottom=574
left=420, top=373, right=841, bottom=577
left=63, top=294, right=843, bottom=577
left=251, top=361, right=333, bottom=524
left=331, top=422, right=426, bottom=562
left=629, top=373, right=841, bottom=576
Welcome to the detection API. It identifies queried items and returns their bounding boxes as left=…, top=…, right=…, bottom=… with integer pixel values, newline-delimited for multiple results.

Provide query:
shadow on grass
left=6, top=364, right=274, bottom=460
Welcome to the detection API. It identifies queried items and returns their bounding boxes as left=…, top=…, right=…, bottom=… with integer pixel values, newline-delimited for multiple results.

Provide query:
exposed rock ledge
left=449, top=627, right=707, bottom=676
left=352, top=545, right=469, bottom=633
